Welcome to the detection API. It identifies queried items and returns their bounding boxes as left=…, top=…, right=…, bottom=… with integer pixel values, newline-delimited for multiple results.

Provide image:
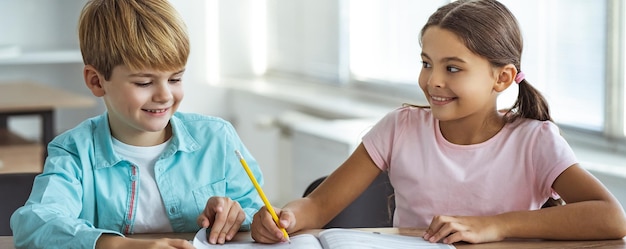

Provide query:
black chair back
left=0, top=172, right=37, bottom=236
left=303, top=172, right=395, bottom=228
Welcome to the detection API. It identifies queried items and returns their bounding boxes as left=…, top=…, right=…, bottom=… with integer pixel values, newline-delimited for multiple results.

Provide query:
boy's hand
left=423, top=215, right=503, bottom=244
left=251, top=206, right=295, bottom=244
left=196, top=196, right=246, bottom=244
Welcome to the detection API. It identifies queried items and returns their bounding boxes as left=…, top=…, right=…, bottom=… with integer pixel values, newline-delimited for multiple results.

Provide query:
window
left=500, top=0, right=606, bottom=132
left=349, top=0, right=446, bottom=85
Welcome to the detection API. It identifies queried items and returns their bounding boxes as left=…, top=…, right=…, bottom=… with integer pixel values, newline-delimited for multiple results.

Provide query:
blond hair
left=78, top=0, right=190, bottom=80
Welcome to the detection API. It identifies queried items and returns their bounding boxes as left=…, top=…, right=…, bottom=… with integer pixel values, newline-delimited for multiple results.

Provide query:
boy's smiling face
left=88, top=65, right=185, bottom=146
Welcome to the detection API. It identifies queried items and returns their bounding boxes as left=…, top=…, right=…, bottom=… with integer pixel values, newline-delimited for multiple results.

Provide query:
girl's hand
left=251, top=206, right=295, bottom=244
left=196, top=196, right=246, bottom=244
left=96, top=235, right=194, bottom=249
left=423, top=215, right=504, bottom=244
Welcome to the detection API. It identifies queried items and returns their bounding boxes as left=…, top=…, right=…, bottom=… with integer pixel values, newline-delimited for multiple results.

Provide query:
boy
left=10, top=0, right=264, bottom=248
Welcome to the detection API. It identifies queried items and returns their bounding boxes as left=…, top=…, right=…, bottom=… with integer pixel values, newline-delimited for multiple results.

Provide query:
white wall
left=266, top=0, right=345, bottom=82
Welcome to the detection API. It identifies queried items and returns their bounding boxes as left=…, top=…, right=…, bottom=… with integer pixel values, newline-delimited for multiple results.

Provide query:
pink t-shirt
left=362, top=106, right=577, bottom=228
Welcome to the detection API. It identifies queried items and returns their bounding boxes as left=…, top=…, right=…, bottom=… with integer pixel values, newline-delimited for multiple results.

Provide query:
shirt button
left=130, top=175, right=137, bottom=181
left=169, top=207, right=176, bottom=214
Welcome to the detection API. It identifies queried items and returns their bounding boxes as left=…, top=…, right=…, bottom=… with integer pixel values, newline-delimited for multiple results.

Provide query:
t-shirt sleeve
left=532, top=122, right=578, bottom=197
left=362, top=108, right=405, bottom=172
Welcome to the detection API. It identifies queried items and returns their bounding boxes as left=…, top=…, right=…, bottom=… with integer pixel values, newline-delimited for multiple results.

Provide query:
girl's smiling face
left=419, top=26, right=502, bottom=123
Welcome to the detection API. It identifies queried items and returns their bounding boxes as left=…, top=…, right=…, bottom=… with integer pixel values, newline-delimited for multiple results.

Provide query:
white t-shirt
left=362, top=106, right=577, bottom=228
left=112, top=137, right=174, bottom=233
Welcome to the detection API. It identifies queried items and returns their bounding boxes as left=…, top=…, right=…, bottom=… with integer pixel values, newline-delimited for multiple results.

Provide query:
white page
left=192, top=228, right=323, bottom=249
left=318, top=228, right=456, bottom=249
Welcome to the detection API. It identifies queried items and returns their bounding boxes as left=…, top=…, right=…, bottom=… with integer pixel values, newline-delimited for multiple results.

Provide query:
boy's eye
left=447, top=66, right=460, bottom=73
left=421, top=61, right=431, bottom=68
left=134, top=82, right=151, bottom=87
left=169, top=78, right=182, bottom=83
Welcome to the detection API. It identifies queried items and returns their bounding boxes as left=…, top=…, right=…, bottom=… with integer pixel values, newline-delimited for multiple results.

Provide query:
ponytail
left=504, top=79, right=552, bottom=122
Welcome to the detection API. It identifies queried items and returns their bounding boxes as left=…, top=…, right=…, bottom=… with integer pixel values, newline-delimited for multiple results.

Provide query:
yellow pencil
left=235, top=150, right=290, bottom=241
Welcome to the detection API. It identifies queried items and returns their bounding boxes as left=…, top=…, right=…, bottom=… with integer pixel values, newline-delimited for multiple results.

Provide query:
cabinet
left=0, top=0, right=103, bottom=172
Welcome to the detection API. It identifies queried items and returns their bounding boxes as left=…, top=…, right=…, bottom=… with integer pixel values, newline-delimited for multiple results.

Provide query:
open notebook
left=192, top=227, right=455, bottom=249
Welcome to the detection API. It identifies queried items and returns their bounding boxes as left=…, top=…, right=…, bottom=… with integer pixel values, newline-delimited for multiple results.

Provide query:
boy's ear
left=494, top=64, right=516, bottom=92
left=84, top=65, right=106, bottom=97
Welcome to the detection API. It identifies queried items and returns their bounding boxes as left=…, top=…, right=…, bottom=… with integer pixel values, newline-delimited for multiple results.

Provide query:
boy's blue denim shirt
left=10, top=112, right=264, bottom=249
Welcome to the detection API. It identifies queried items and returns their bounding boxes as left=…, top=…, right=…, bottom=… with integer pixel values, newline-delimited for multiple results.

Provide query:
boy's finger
left=226, top=211, right=245, bottom=241
left=216, top=207, right=238, bottom=243
left=206, top=197, right=225, bottom=215
left=197, top=215, right=210, bottom=228
left=208, top=208, right=227, bottom=244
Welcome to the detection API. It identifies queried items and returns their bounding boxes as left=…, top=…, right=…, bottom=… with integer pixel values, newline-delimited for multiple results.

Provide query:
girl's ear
left=494, top=64, right=516, bottom=92
left=84, top=65, right=106, bottom=97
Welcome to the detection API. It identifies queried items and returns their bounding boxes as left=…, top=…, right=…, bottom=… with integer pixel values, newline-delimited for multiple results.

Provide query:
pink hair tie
left=515, top=71, right=525, bottom=84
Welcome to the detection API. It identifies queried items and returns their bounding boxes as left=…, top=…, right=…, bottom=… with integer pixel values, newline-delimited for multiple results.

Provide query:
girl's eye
left=169, top=78, right=182, bottom=84
left=447, top=66, right=460, bottom=73
left=421, top=61, right=431, bottom=68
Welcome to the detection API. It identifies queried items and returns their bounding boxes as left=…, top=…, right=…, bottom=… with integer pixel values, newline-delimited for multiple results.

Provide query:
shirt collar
left=92, top=112, right=201, bottom=169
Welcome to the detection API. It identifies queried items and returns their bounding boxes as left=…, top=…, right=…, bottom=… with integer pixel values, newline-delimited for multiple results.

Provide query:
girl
left=251, top=0, right=626, bottom=244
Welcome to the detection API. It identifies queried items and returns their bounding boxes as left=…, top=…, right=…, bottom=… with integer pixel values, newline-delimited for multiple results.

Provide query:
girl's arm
left=502, top=164, right=626, bottom=239
left=251, top=143, right=382, bottom=243
left=425, top=164, right=626, bottom=244
left=290, top=143, right=383, bottom=230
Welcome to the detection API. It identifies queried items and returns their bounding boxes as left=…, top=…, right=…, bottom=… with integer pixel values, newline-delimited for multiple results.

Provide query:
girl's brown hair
left=420, top=0, right=552, bottom=122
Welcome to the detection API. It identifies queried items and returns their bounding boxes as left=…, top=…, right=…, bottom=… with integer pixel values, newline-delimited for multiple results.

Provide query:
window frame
left=605, top=0, right=625, bottom=140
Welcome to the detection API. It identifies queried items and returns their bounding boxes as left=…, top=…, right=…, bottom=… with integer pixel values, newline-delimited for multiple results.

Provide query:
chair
left=303, top=172, right=395, bottom=228
left=0, top=172, right=38, bottom=236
